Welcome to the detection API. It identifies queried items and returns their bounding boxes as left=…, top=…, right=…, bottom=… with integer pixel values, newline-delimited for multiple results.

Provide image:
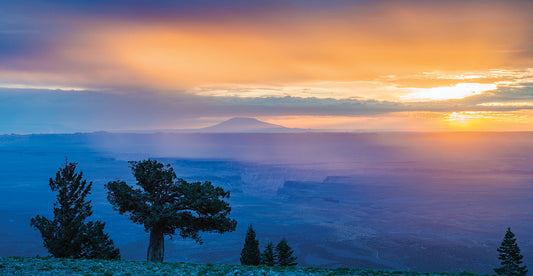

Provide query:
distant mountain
left=199, top=117, right=297, bottom=133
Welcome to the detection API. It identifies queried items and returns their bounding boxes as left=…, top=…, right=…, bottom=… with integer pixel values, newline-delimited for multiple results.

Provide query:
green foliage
left=275, top=238, right=297, bottom=266
left=494, top=227, right=528, bottom=276
left=240, top=225, right=261, bottom=265
left=105, top=159, right=237, bottom=261
left=82, top=221, right=122, bottom=260
left=38, top=263, right=52, bottom=271
left=0, top=256, right=486, bottom=275
left=89, top=265, right=102, bottom=273
left=30, top=161, right=120, bottom=260
left=261, top=241, right=275, bottom=266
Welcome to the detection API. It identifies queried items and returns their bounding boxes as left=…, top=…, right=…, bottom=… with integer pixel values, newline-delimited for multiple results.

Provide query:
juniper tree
left=494, top=227, right=528, bottom=276
left=261, top=241, right=275, bottom=266
left=275, top=238, right=297, bottom=266
left=30, top=161, right=120, bottom=260
left=106, top=159, right=237, bottom=262
left=240, top=224, right=261, bottom=265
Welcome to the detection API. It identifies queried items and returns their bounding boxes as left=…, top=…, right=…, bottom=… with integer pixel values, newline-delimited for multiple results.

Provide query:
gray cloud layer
left=2, top=84, right=532, bottom=133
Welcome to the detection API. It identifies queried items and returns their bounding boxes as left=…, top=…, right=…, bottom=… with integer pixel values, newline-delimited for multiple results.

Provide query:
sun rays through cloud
left=401, top=83, right=498, bottom=101
left=1, top=1, right=533, bottom=132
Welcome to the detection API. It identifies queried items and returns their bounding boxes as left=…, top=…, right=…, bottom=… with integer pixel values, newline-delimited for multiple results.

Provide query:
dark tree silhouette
left=494, top=227, right=528, bottom=276
left=261, top=241, right=275, bottom=266
left=275, top=238, right=297, bottom=266
left=240, top=224, right=261, bottom=265
left=30, top=161, right=120, bottom=260
left=105, top=159, right=236, bottom=262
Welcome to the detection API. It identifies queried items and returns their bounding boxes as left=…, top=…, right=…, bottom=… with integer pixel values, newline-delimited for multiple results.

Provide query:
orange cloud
left=13, top=1, right=523, bottom=95
left=0, top=1, right=531, bottom=108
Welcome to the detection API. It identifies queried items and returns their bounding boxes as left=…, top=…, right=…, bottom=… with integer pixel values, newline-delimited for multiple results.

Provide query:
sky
left=1, top=0, right=533, bottom=133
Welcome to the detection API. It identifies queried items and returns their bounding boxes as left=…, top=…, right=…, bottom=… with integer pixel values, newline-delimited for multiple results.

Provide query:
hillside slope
left=0, top=257, right=486, bottom=276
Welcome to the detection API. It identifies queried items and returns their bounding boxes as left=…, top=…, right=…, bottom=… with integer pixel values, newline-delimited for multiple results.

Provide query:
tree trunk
left=147, top=228, right=164, bottom=262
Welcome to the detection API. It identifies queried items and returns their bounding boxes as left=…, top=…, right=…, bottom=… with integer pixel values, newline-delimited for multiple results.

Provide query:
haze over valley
left=1, top=130, right=531, bottom=274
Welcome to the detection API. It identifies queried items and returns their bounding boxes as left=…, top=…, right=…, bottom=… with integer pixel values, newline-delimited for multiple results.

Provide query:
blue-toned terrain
left=1, top=132, right=532, bottom=274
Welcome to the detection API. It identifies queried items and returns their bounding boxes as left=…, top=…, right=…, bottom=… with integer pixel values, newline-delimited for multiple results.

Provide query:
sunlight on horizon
left=443, top=110, right=533, bottom=131
left=260, top=110, right=533, bottom=132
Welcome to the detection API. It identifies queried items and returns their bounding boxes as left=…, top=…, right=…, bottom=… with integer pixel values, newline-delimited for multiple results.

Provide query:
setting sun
left=445, top=111, right=489, bottom=127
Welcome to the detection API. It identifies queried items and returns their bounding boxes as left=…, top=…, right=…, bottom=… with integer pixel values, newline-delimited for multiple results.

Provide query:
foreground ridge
left=0, top=257, right=489, bottom=276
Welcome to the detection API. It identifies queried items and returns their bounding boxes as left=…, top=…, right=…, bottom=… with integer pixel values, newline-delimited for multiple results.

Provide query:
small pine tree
left=494, top=227, right=528, bottom=276
left=275, top=238, right=297, bottom=266
left=30, top=161, right=120, bottom=259
left=262, top=241, right=275, bottom=266
left=240, top=225, right=261, bottom=265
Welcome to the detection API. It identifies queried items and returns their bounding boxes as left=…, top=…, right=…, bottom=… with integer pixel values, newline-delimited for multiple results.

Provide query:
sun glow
left=401, top=83, right=497, bottom=101
left=443, top=111, right=529, bottom=130
left=446, top=112, right=490, bottom=127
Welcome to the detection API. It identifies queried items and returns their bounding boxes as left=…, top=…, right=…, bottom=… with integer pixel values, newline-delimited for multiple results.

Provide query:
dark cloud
left=461, top=83, right=533, bottom=105
left=1, top=0, right=343, bottom=21
left=0, top=33, right=60, bottom=66
left=0, top=7, right=72, bottom=66
left=3, top=1, right=360, bottom=12
left=0, top=33, right=34, bottom=57
left=214, top=96, right=405, bottom=116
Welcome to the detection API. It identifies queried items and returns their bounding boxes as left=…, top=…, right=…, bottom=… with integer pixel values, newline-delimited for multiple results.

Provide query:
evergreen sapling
left=275, top=238, right=297, bottom=266
left=494, top=227, right=528, bottom=276
left=240, top=224, right=261, bottom=265
left=262, top=241, right=275, bottom=266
